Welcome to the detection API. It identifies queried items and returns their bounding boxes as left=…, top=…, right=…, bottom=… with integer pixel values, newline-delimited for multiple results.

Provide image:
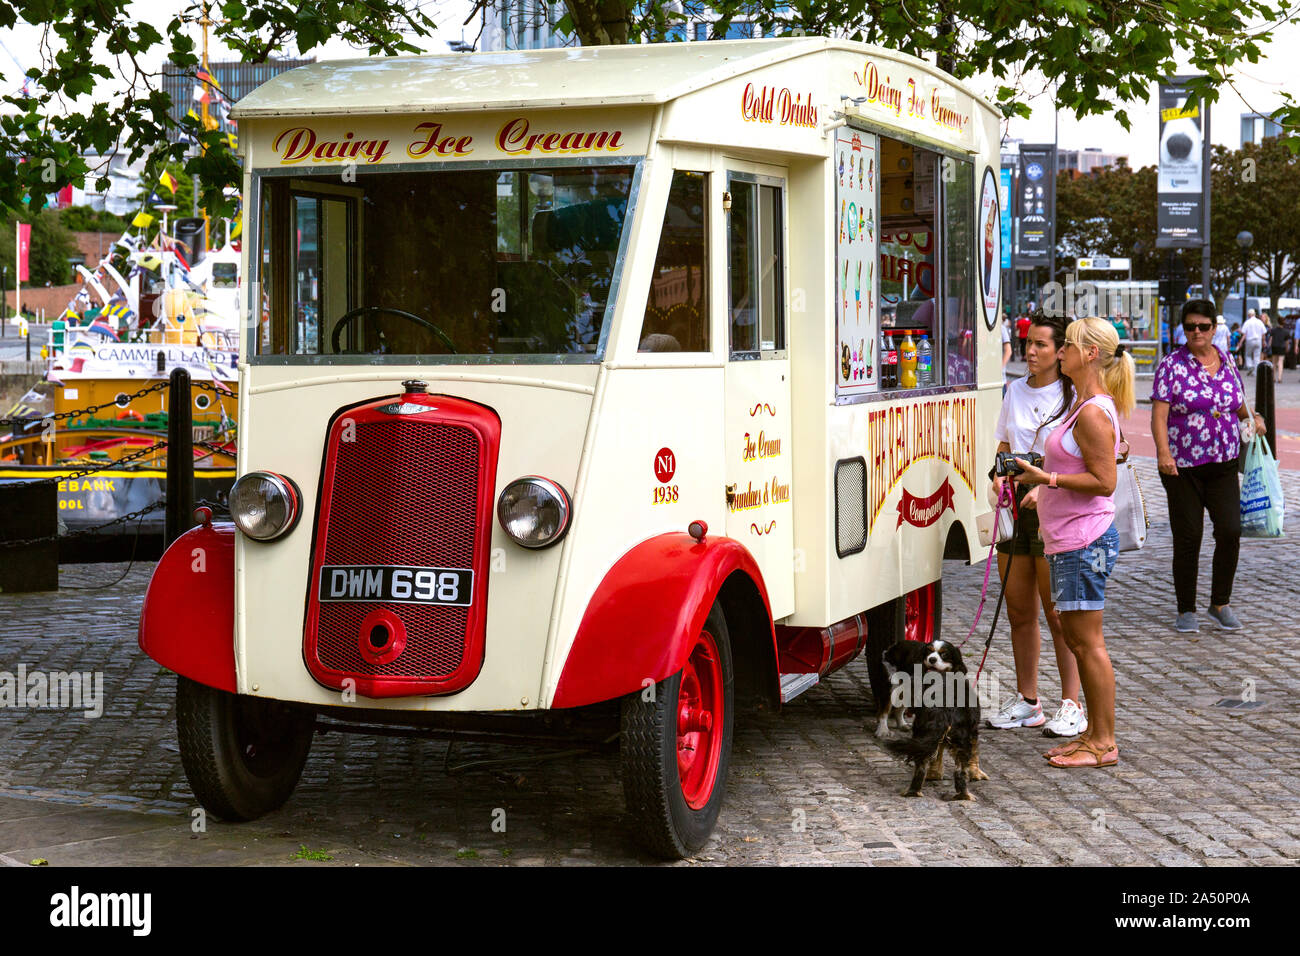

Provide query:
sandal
left=1048, top=739, right=1118, bottom=769
left=1043, top=738, right=1087, bottom=760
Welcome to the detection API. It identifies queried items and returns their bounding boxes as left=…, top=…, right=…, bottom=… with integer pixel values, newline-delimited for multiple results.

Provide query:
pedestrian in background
left=1242, top=309, right=1266, bottom=373
left=1013, top=316, right=1136, bottom=768
left=1001, top=317, right=1013, bottom=394
left=1229, top=322, right=1244, bottom=369
left=1213, top=314, right=1230, bottom=354
left=1016, top=312, right=1031, bottom=359
left=1151, top=299, right=1266, bottom=633
left=987, top=311, right=1084, bottom=737
left=1266, top=312, right=1289, bottom=384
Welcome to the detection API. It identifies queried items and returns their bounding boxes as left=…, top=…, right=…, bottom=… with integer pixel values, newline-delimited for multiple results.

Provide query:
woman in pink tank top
left=1013, top=317, right=1136, bottom=769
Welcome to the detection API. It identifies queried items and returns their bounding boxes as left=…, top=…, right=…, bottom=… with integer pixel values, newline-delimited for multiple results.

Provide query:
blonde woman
left=1012, top=317, right=1136, bottom=769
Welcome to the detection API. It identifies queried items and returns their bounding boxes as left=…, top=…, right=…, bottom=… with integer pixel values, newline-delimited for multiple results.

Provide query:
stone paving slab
left=1, top=456, right=1298, bottom=865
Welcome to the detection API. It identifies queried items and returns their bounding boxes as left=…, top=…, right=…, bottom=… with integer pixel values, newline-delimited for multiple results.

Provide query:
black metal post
left=164, top=367, right=194, bottom=547
left=1, top=265, right=6, bottom=338
left=1256, top=360, right=1276, bottom=460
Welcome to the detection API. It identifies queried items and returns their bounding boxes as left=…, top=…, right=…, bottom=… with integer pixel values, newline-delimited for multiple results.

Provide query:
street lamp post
left=1236, top=231, right=1254, bottom=332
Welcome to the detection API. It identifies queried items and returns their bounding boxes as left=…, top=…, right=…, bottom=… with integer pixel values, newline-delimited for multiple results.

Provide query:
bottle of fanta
left=898, top=331, right=918, bottom=389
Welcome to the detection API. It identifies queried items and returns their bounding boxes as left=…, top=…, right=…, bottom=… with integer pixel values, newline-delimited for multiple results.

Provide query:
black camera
left=995, top=451, right=1043, bottom=477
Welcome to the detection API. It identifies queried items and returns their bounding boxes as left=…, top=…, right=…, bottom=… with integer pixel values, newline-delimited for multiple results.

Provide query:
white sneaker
left=985, top=694, right=1046, bottom=729
left=1042, top=698, right=1088, bottom=738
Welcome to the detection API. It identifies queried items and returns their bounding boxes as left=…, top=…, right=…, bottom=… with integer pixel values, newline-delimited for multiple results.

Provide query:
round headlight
left=230, top=471, right=301, bottom=541
left=497, top=476, right=571, bottom=549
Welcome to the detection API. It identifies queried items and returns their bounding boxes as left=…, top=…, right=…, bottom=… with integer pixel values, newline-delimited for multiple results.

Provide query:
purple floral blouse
left=1152, top=345, right=1245, bottom=467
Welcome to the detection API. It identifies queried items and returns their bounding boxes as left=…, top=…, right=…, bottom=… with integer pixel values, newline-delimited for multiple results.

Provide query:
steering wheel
left=330, top=306, right=457, bottom=354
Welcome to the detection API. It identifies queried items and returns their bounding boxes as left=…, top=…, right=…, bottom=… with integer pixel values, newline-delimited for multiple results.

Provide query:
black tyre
left=176, top=676, right=315, bottom=822
left=864, top=580, right=943, bottom=711
left=621, top=601, right=734, bottom=859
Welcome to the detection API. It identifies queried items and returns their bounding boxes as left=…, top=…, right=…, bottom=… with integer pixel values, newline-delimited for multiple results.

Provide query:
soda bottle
left=898, top=331, right=918, bottom=389
left=917, top=334, right=933, bottom=386
left=880, top=330, right=897, bottom=388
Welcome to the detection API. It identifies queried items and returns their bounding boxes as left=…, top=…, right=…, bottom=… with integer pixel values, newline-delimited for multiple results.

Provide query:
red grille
left=303, top=394, right=500, bottom=698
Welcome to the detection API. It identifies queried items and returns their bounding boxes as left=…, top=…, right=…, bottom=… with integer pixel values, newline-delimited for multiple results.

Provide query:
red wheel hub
left=676, top=628, right=724, bottom=810
left=904, top=582, right=938, bottom=643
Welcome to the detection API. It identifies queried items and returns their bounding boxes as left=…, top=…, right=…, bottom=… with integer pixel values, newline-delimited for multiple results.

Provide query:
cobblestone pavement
left=2, top=456, right=1298, bottom=866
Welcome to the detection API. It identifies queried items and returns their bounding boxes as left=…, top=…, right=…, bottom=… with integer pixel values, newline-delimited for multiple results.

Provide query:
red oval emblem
left=654, top=447, right=676, bottom=483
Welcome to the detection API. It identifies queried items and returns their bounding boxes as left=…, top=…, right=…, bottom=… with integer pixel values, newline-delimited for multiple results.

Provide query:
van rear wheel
left=176, top=676, right=315, bottom=822
left=621, top=601, right=734, bottom=859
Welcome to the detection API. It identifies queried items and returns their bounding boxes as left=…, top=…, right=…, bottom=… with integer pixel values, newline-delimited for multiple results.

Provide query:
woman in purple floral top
left=1152, top=300, right=1266, bottom=634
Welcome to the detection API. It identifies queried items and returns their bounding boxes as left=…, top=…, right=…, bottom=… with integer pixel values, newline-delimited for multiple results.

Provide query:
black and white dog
left=882, top=640, right=987, bottom=800
left=873, top=639, right=929, bottom=737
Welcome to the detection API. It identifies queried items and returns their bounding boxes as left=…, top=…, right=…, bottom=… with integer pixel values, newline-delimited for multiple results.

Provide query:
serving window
left=834, top=129, right=976, bottom=402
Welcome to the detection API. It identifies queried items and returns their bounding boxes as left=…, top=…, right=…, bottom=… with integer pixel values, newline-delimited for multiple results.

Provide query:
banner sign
left=999, top=165, right=1012, bottom=270
left=16, top=223, right=31, bottom=282
left=1157, top=78, right=1207, bottom=248
left=834, top=128, right=879, bottom=398
left=1016, top=145, right=1055, bottom=262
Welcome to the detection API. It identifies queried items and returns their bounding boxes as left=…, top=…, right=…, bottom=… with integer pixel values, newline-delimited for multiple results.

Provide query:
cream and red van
left=139, top=37, right=1005, bottom=858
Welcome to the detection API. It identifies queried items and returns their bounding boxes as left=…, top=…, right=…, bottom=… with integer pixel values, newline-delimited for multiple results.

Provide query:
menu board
left=835, top=130, right=878, bottom=400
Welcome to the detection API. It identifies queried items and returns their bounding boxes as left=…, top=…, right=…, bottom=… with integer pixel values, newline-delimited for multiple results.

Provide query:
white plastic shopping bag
left=1240, top=436, right=1285, bottom=538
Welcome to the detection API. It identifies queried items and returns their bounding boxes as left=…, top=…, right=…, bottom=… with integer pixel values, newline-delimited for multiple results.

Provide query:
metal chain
left=3, top=440, right=169, bottom=487
left=0, top=380, right=170, bottom=429
left=194, top=438, right=236, bottom=456
left=192, top=380, right=239, bottom=397
left=0, top=500, right=167, bottom=550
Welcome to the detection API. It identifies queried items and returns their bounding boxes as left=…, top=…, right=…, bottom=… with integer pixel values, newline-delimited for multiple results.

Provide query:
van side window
left=728, top=175, right=785, bottom=357
left=640, top=171, right=709, bottom=352
left=943, top=159, right=976, bottom=386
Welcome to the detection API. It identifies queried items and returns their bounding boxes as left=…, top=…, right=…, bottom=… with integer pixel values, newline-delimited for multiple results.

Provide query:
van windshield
left=253, top=164, right=636, bottom=361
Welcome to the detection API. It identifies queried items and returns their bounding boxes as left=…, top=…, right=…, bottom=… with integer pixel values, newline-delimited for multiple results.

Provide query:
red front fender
left=551, top=533, right=775, bottom=709
left=138, top=521, right=236, bottom=693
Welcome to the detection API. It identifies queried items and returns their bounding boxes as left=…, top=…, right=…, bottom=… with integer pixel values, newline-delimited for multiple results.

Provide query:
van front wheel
left=621, top=601, right=734, bottom=859
left=176, top=676, right=315, bottom=822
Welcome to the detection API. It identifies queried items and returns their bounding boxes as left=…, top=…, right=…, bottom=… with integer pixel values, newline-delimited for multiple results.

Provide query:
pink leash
left=959, top=481, right=1017, bottom=683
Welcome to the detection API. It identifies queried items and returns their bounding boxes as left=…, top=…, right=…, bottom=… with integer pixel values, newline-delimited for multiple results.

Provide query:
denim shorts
left=1047, top=524, right=1119, bottom=612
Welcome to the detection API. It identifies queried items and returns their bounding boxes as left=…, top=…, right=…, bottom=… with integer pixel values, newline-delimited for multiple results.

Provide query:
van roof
left=231, top=36, right=997, bottom=120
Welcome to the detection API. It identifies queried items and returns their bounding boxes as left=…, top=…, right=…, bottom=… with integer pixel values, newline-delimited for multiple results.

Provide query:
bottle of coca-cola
left=880, top=329, right=898, bottom=388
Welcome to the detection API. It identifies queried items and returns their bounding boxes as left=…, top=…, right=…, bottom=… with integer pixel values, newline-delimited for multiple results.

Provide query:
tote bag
left=1114, top=438, right=1149, bottom=552
left=1241, top=436, right=1285, bottom=538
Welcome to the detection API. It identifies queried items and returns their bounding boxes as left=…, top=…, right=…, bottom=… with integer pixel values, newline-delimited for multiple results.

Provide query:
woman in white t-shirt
left=986, top=312, right=1085, bottom=738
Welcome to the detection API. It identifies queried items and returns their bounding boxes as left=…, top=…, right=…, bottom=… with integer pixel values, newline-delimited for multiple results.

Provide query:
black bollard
left=164, top=367, right=195, bottom=547
left=1256, top=360, right=1277, bottom=460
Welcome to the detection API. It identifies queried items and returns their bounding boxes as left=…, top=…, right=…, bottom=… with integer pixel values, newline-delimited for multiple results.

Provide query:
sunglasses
left=1183, top=321, right=1213, bottom=332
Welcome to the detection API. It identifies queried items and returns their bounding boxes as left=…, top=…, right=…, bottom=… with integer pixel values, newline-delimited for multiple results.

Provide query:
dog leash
left=959, top=480, right=1018, bottom=684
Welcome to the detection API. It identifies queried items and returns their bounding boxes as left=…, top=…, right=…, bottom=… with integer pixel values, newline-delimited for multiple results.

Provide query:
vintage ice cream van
left=139, top=37, right=1005, bottom=857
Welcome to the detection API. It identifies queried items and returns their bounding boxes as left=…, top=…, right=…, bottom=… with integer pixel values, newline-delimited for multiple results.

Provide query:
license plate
left=318, top=565, right=473, bottom=606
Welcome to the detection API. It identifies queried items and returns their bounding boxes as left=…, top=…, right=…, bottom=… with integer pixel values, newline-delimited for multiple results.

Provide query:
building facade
left=478, top=2, right=766, bottom=51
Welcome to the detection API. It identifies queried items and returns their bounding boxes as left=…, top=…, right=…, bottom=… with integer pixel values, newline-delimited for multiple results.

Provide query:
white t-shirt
left=1242, top=316, right=1266, bottom=344
left=995, top=375, right=1066, bottom=455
